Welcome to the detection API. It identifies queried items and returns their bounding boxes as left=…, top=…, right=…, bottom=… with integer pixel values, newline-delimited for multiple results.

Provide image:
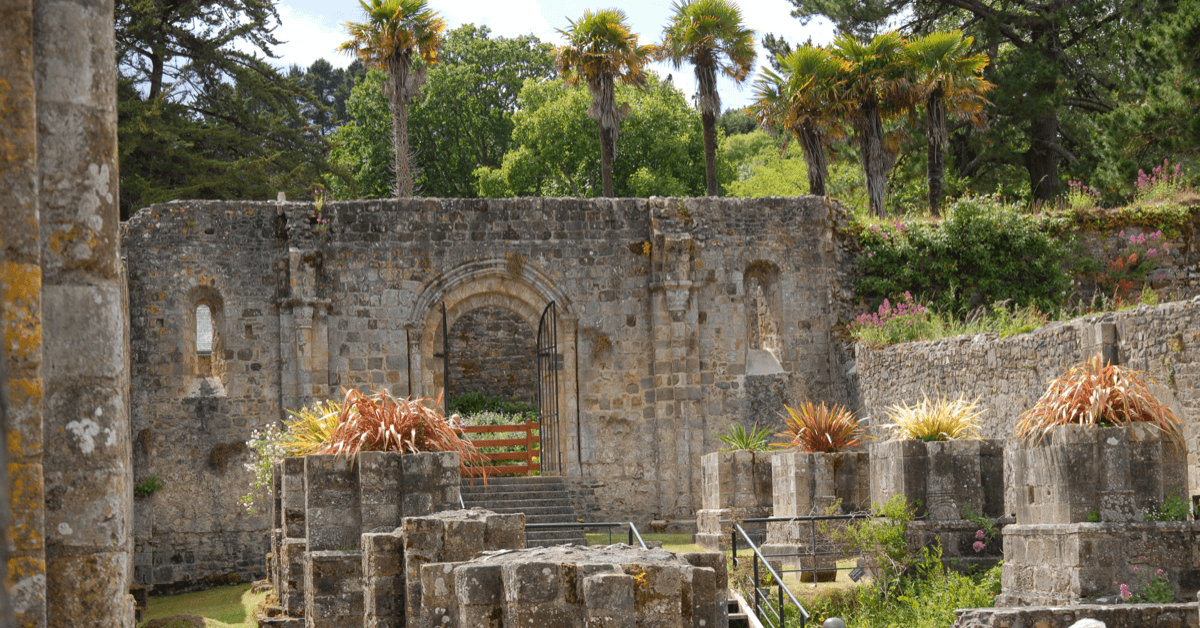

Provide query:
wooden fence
left=459, top=422, right=540, bottom=476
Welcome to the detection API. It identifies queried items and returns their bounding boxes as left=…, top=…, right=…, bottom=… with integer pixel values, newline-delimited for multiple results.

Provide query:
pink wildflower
left=1120, top=583, right=1132, bottom=601
left=973, top=541, right=985, bottom=553
left=975, top=529, right=986, bottom=539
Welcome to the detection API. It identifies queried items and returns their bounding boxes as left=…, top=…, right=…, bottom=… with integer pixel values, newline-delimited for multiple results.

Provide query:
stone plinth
left=761, top=451, right=869, bottom=581
left=871, top=439, right=1004, bottom=519
left=871, top=439, right=1006, bottom=571
left=695, top=450, right=773, bottom=550
left=953, top=604, right=1200, bottom=628
left=1005, top=424, right=1187, bottom=525
left=998, top=521, right=1200, bottom=606
left=414, top=544, right=727, bottom=628
left=305, top=551, right=364, bottom=628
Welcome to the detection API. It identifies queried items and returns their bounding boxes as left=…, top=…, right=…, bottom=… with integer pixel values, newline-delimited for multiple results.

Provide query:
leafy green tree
left=659, top=0, right=757, bottom=196
left=753, top=45, right=849, bottom=196
left=831, top=31, right=917, bottom=216
left=473, top=76, right=709, bottom=197
left=719, top=108, right=758, bottom=135
left=341, top=0, right=446, bottom=197
left=115, top=0, right=329, bottom=217
left=905, top=30, right=992, bottom=215
left=291, top=58, right=368, bottom=137
left=555, top=9, right=656, bottom=197
left=328, top=70, right=395, bottom=199
left=408, top=25, right=556, bottom=197
left=721, top=131, right=810, bottom=197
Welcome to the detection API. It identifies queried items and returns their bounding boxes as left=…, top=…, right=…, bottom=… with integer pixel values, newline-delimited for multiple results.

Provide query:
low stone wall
left=416, top=544, right=728, bottom=628
left=999, top=521, right=1200, bottom=606
left=871, top=439, right=1004, bottom=520
left=953, top=603, right=1200, bottom=628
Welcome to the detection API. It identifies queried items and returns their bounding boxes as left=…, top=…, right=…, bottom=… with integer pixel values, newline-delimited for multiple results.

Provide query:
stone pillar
left=0, top=0, right=47, bottom=624
left=649, top=199, right=704, bottom=523
left=33, top=0, right=134, bottom=622
left=279, top=247, right=330, bottom=413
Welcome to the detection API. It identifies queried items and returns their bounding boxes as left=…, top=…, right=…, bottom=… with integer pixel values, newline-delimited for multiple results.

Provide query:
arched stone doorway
left=446, top=306, right=537, bottom=403
left=408, top=261, right=578, bottom=475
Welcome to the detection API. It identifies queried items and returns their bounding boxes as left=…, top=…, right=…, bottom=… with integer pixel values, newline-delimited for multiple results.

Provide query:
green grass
left=139, top=584, right=267, bottom=628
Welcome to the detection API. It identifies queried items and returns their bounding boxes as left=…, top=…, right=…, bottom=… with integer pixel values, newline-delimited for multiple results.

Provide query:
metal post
left=732, top=529, right=738, bottom=564
left=752, top=552, right=759, bottom=620
left=779, top=580, right=784, bottom=627
left=628, top=525, right=633, bottom=546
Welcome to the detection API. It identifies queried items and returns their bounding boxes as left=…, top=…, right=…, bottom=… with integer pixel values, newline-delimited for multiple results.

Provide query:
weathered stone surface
left=411, top=544, right=727, bottom=628
left=304, top=551, right=363, bottom=628
left=953, top=603, right=1200, bottom=628
left=122, top=195, right=861, bottom=587
left=1007, top=425, right=1184, bottom=525
left=998, top=521, right=1200, bottom=606
left=696, top=451, right=772, bottom=551
left=871, top=439, right=1004, bottom=519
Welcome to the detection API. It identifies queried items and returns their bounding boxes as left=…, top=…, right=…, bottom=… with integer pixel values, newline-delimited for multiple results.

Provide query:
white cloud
left=269, top=4, right=353, bottom=70
left=432, top=0, right=558, bottom=43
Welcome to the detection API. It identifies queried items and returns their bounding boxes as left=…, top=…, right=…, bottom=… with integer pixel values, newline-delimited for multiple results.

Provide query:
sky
left=268, top=0, right=836, bottom=111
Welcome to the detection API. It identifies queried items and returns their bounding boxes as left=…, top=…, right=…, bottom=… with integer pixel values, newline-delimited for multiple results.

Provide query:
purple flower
left=975, top=529, right=986, bottom=539
left=973, top=541, right=985, bottom=553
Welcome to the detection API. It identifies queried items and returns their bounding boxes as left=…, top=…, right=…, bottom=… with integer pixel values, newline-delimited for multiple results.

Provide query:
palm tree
left=556, top=9, right=655, bottom=197
left=659, top=0, right=756, bottom=196
left=341, top=0, right=445, bottom=197
left=905, top=31, right=993, bottom=215
left=831, top=31, right=917, bottom=217
left=752, top=46, right=849, bottom=196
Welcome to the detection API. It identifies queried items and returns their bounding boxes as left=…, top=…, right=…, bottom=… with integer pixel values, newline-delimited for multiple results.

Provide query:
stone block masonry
left=953, top=603, right=1200, bottom=628
left=856, top=298, right=1200, bottom=502
left=695, top=450, right=773, bottom=551
left=123, top=195, right=859, bottom=588
left=415, top=543, right=728, bottom=628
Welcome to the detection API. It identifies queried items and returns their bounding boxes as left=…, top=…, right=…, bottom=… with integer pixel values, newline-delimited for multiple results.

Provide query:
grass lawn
left=585, top=532, right=706, bottom=554
left=138, top=583, right=267, bottom=628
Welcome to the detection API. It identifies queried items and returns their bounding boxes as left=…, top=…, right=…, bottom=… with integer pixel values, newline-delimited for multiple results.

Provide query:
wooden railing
left=459, top=422, right=540, bottom=476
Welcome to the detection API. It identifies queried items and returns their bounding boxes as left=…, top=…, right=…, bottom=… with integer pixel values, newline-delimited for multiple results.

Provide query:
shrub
left=1095, top=229, right=1164, bottom=301
left=831, top=495, right=919, bottom=596
left=884, top=393, right=984, bottom=442
left=1135, top=159, right=1188, bottom=204
left=1065, top=180, right=1102, bottom=210
left=775, top=401, right=865, bottom=453
left=847, top=292, right=932, bottom=345
left=1015, top=355, right=1184, bottom=447
left=448, top=391, right=537, bottom=419
left=715, top=422, right=772, bottom=452
left=855, top=195, right=1072, bottom=315
left=1144, top=489, right=1192, bottom=522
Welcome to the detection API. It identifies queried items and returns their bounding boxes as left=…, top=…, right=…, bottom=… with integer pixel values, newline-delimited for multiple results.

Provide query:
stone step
left=461, top=497, right=570, bottom=509
left=461, top=476, right=566, bottom=487
left=460, top=483, right=569, bottom=495
left=468, top=506, right=576, bottom=517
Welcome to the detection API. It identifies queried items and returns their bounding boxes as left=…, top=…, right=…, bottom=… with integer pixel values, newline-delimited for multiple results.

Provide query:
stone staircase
left=460, top=476, right=587, bottom=547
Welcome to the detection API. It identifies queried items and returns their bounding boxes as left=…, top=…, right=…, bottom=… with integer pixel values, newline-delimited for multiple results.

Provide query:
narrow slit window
left=196, top=305, right=213, bottom=356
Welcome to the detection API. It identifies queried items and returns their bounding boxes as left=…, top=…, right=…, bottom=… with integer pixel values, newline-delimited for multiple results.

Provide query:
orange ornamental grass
left=319, top=387, right=488, bottom=478
left=1016, top=355, right=1184, bottom=448
left=775, top=401, right=865, bottom=453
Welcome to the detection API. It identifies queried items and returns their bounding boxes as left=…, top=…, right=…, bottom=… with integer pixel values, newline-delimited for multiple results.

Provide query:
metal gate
left=434, top=302, right=450, bottom=414
left=536, top=301, right=561, bottom=474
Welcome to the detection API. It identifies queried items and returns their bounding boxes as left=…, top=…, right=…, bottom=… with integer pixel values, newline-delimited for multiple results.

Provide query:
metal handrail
left=731, top=523, right=811, bottom=628
left=524, top=521, right=649, bottom=549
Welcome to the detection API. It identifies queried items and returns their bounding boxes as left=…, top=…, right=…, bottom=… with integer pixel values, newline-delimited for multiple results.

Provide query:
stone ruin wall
left=856, top=297, right=1200, bottom=500
left=447, top=306, right=536, bottom=404
left=122, top=195, right=855, bottom=590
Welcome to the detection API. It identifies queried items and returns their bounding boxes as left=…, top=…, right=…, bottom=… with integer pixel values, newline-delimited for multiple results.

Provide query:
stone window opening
left=187, top=289, right=225, bottom=381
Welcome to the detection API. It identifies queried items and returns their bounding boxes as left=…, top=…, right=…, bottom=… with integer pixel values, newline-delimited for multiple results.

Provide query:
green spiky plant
left=1016, top=355, right=1184, bottom=447
left=885, top=393, right=985, bottom=441
left=716, top=422, right=773, bottom=452
left=774, top=401, right=865, bottom=452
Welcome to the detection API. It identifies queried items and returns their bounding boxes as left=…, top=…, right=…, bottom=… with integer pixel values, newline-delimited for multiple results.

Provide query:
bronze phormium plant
left=321, top=388, right=488, bottom=476
left=885, top=393, right=984, bottom=441
left=775, top=401, right=864, bottom=453
left=1016, top=355, right=1183, bottom=447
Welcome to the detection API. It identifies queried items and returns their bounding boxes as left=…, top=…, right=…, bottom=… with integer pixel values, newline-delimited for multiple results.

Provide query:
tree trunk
left=797, top=124, right=827, bottom=196
left=1023, top=112, right=1059, bottom=203
left=859, top=99, right=888, bottom=217
left=702, top=109, right=718, bottom=196
left=696, top=61, right=720, bottom=196
left=926, top=89, right=947, bottom=216
left=385, top=52, right=418, bottom=197
left=599, top=124, right=615, bottom=197
left=389, top=97, right=412, bottom=197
